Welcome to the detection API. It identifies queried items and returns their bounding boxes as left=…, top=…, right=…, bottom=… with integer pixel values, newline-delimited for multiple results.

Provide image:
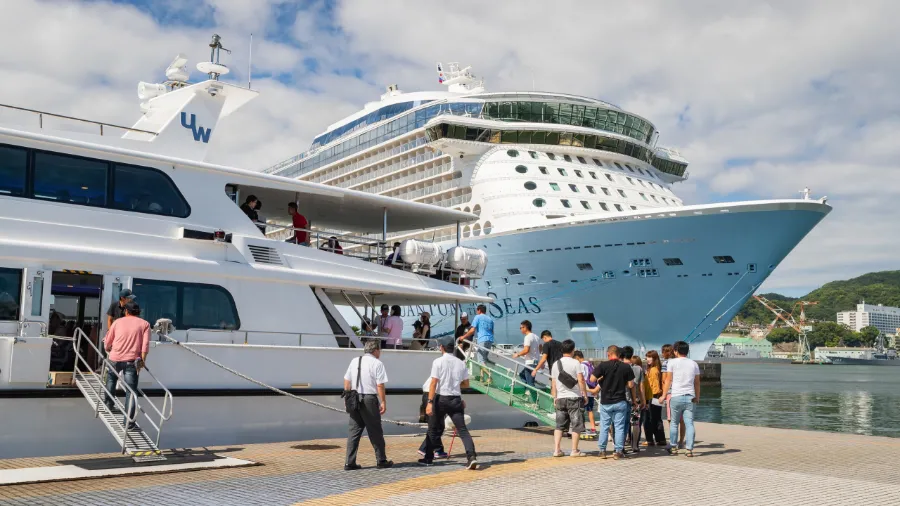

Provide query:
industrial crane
left=754, top=296, right=819, bottom=363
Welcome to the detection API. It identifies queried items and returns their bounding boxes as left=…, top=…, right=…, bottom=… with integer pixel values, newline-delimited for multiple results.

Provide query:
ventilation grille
left=248, top=245, right=284, bottom=266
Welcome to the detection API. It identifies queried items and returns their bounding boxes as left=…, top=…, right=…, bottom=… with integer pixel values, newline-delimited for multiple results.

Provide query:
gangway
left=462, top=342, right=556, bottom=427
left=72, top=328, right=173, bottom=462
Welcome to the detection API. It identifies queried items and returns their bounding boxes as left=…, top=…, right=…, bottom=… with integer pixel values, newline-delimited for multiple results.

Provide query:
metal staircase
left=72, top=328, right=174, bottom=462
left=462, top=343, right=556, bottom=426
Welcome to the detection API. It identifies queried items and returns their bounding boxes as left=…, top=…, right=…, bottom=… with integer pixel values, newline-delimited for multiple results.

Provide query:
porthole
left=464, top=206, right=471, bottom=213
left=515, top=165, right=528, bottom=174
left=484, top=221, right=492, bottom=234
left=473, top=204, right=481, bottom=216
left=473, top=224, right=482, bottom=236
left=529, top=275, right=537, bottom=282
left=463, top=225, right=471, bottom=238
left=507, top=149, right=519, bottom=157
left=524, top=181, right=537, bottom=190
left=533, top=198, right=546, bottom=208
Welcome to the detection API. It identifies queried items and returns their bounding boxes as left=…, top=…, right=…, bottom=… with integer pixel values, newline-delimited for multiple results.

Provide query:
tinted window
left=132, top=279, right=240, bottom=330
left=0, top=146, right=27, bottom=196
left=0, top=268, right=22, bottom=320
left=33, top=152, right=107, bottom=206
left=112, top=164, right=190, bottom=217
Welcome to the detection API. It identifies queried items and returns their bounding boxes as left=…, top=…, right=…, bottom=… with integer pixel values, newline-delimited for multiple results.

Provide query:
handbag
left=343, top=354, right=363, bottom=413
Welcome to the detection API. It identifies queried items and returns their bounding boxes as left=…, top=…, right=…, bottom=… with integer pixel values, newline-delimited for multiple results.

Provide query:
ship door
left=50, top=271, right=104, bottom=371
left=19, top=268, right=51, bottom=337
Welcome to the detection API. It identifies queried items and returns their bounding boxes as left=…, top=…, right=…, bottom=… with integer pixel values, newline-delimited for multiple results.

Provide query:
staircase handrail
left=73, top=328, right=173, bottom=450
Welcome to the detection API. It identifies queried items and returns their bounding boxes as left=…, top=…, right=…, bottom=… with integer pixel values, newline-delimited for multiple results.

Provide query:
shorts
left=554, top=397, right=585, bottom=433
left=584, top=397, right=595, bottom=412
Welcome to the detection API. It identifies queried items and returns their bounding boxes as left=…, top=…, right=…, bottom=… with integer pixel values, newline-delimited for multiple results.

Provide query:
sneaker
left=376, top=460, right=393, bottom=469
left=344, top=463, right=362, bottom=471
left=466, top=458, right=478, bottom=470
left=613, top=452, right=625, bottom=460
left=598, top=451, right=608, bottom=459
left=434, top=451, right=449, bottom=459
left=417, top=458, right=434, bottom=466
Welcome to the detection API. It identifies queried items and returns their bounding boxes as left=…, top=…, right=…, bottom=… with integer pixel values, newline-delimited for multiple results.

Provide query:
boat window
left=528, top=151, right=538, bottom=159
left=599, top=202, right=609, bottom=211
left=563, top=155, right=572, bottom=162
left=580, top=201, right=591, bottom=209
left=589, top=171, right=598, bottom=179
left=507, top=149, right=519, bottom=157
left=515, top=165, right=528, bottom=174
left=605, top=174, right=614, bottom=182
left=539, top=166, right=548, bottom=174
left=593, top=159, right=604, bottom=167
left=484, top=221, right=492, bottom=234
left=664, top=258, right=683, bottom=266
left=550, top=183, right=560, bottom=191
left=112, top=164, right=190, bottom=218
left=558, top=168, right=567, bottom=176
left=473, top=204, right=481, bottom=216
left=463, top=225, right=471, bottom=237
left=714, top=256, right=736, bottom=264
left=569, top=184, right=579, bottom=192
left=33, top=152, right=108, bottom=207
left=601, top=187, right=611, bottom=196
left=614, top=204, right=623, bottom=211
left=574, top=170, right=583, bottom=178
left=0, top=145, right=27, bottom=197
left=630, top=205, right=638, bottom=210
left=547, top=153, right=556, bottom=160
left=618, top=189, right=627, bottom=198
left=132, top=279, right=240, bottom=330
left=561, top=199, right=571, bottom=208
left=532, top=198, right=546, bottom=207
left=524, top=181, right=537, bottom=190
left=0, top=267, right=22, bottom=320
left=627, top=177, right=635, bottom=185
left=640, top=193, right=648, bottom=201
left=577, top=156, right=587, bottom=164
left=586, top=186, right=596, bottom=194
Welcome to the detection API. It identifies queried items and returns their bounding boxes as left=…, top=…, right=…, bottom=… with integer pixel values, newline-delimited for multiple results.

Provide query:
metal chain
left=157, top=334, right=424, bottom=428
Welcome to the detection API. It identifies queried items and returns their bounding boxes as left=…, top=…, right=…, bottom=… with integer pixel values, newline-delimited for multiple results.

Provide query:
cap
left=119, top=289, right=135, bottom=300
left=460, top=312, right=468, bottom=318
left=439, top=335, right=456, bottom=351
left=380, top=304, right=389, bottom=311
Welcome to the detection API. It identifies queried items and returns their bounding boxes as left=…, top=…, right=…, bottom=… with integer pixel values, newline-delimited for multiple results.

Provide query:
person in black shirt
left=590, top=345, right=637, bottom=459
left=106, top=289, right=135, bottom=330
left=240, top=194, right=260, bottom=227
left=453, top=312, right=472, bottom=360
left=532, top=330, right=562, bottom=381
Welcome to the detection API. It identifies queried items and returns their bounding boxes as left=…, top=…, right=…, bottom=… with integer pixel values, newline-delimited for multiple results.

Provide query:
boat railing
left=73, top=328, right=173, bottom=452
left=0, top=103, right=159, bottom=137
left=264, top=224, right=388, bottom=263
left=180, top=328, right=439, bottom=350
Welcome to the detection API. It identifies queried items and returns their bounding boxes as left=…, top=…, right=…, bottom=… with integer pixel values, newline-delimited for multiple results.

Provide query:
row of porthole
left=462, top=204, right=482, bottom=216
left=462, top=221, right=493, bottom=237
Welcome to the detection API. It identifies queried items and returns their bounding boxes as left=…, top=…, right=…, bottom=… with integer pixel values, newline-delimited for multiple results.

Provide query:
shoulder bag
left=343, top=355, right=363, bottom=413
left=556, top=360, right=579, bottom=389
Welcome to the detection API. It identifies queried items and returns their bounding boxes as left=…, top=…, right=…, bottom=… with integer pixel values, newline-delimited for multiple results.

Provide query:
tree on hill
left=809, top=321, right=856, bottom=348
left=858, top=326, right=880, bottom=347
left=766, top=327, right=798, bottom=343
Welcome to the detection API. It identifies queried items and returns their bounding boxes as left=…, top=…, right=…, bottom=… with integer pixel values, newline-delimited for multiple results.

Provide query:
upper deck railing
left=0, top=103, right=158, bottom=137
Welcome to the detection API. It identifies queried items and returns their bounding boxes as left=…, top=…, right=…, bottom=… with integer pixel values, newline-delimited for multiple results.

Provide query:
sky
left=1, top=0, right=898, bottom=296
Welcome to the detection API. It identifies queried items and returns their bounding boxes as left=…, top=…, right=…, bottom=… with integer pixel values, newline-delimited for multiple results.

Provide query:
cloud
left=1, top=0, right=898, bottom=297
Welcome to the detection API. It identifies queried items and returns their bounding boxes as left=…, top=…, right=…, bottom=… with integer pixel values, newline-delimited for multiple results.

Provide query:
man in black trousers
left=343, top=340, right=393, bottom=470
left=419, top=336, right=478, bottom=470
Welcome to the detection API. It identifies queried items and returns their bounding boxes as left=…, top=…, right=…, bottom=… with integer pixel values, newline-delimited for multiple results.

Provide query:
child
left=573, top=351, right=598, bottom=437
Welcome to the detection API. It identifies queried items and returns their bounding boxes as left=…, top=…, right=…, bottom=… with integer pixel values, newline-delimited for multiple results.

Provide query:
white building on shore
left=836, top=303, right=900, bottom=335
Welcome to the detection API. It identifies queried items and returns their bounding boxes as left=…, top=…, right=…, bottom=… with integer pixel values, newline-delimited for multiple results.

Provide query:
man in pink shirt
left=103, top=301, right=150, bottom=429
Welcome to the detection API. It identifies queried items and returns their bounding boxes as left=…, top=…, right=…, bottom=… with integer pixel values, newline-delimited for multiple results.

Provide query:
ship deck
left=0, top=422, right=898, bottom=505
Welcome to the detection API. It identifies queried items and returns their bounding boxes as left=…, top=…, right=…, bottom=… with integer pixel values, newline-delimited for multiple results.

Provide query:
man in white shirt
left=419, top=336, right=478, bottom=470
left=551, top=339, right=588, bottom=457
left=661, top=340, right=701, bottom=457
left=343, top=340, right=393, bottom=470
left=512, top=320, right=541, bottom=391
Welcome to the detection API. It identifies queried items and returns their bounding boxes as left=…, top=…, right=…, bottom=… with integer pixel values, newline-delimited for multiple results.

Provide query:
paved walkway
left=1, top=422, right=899, bottom=505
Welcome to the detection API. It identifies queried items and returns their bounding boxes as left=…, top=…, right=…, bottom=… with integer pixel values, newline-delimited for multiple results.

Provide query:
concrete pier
left=0, top=422, right=898, bottom=505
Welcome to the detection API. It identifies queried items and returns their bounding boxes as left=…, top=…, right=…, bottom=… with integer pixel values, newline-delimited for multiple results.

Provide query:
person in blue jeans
left=512, top=320, right=541, bottom=399
left=662, top=340, right=701, bottom=457
left=590, top=345, right=637, bottom=459
left=461, top=305, right=494, bottom=373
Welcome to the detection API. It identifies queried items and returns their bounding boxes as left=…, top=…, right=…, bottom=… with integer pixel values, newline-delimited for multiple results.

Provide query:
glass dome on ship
left=267, top=62, right=830, bottom=360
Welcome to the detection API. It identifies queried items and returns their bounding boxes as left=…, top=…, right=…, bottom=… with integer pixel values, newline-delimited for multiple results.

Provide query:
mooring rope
left=157, top=334, right=424, bottom=428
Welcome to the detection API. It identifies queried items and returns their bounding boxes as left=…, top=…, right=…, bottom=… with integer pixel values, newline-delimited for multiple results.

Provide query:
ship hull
left=402, top=202, right=829, bottom=360
left=829, top=357, right=900, bottom=366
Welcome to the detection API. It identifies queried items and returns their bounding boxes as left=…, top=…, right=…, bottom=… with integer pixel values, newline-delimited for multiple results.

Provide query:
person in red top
left=103, top=301, right=151, bottom=429
left=287, top=202, right=309, bottom=245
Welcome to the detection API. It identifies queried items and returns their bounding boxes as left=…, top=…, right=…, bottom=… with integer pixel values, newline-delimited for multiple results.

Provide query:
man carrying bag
left=343, top=340, right=393, bottom=470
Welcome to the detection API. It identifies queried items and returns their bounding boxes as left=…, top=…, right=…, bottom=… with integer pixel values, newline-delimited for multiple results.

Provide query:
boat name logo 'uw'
left=180, top=112, right=212, bottom=143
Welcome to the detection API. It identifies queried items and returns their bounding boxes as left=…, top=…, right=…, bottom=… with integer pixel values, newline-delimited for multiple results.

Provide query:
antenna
left=248, top=33, right=253, bottom=89
left=197, top=33, right=232, bottom=81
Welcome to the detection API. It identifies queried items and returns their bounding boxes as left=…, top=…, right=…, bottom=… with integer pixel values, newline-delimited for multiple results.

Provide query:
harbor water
left=698, top=363, right=900, bottom=438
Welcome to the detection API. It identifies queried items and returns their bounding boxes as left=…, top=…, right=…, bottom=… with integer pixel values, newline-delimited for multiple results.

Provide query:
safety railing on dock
left=72, top=328, right=173, bottom=458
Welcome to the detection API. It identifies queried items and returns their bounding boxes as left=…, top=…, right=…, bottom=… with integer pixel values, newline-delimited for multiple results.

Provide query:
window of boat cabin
left=33, top=152, right=108, bottom=206
left=0, top=268, right=23, bottom=320
left=0, top=145, right=27, bottom=197
left=112, top=164, right=190, bottom=217
left=132, top=279, right=240, bottom=330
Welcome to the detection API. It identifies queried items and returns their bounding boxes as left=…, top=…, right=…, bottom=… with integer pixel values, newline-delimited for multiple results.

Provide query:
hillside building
left=836, top=303, right=900, bottom=335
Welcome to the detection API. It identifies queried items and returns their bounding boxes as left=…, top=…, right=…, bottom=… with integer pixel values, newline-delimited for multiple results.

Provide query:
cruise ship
left=266, top=63, right=831, bottom=359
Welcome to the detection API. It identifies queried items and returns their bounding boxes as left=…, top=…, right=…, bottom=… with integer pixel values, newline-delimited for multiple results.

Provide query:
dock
left=1, top=422, right=898, bottom=505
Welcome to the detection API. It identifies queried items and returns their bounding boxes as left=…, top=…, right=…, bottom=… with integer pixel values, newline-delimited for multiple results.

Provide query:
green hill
left=735, top=271, right=900, bottom=325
